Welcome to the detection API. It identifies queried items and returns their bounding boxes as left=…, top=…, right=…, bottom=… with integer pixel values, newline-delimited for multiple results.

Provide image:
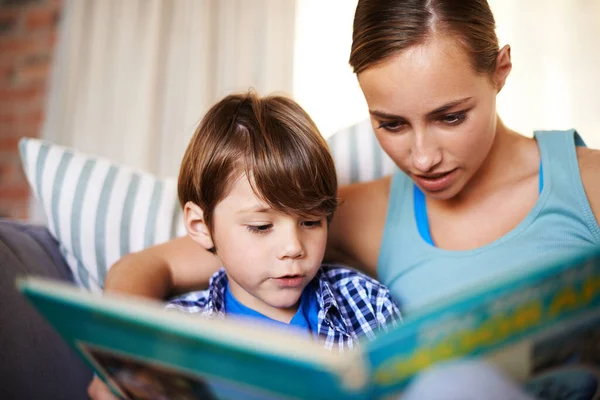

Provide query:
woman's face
left=358, top=34, right=508, bottom=200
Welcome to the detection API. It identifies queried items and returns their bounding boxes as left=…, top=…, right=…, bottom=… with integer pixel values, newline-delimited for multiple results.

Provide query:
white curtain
left=490, top=0, right=600, bottom=148
left=43, top=0, right=296, bottom=177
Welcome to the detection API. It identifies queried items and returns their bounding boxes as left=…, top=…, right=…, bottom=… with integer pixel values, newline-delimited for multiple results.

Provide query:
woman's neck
left=439, top=118, right=539, bottom=209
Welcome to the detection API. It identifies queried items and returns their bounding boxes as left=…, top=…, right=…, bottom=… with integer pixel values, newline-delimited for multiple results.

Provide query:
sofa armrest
left=0, top=219, right=92, bottom=400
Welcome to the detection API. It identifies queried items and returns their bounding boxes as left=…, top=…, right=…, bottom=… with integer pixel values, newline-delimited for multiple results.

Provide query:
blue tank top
left=378, top=130, right=600, bottom=313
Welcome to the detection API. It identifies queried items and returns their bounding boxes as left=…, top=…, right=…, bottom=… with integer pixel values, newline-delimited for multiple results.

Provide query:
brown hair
left=178, top=91, right=338, bottom=246
left=350, top=0, right=499, bottom=75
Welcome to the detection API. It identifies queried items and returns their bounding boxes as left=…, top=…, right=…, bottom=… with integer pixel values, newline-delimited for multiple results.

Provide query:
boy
left=167, top=91, right=401, bottom=350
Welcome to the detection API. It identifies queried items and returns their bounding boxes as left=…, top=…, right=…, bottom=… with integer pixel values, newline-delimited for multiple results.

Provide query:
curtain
left=490, top=0, right=600, bottom=147
left=42, top=0, right=296, bottom=177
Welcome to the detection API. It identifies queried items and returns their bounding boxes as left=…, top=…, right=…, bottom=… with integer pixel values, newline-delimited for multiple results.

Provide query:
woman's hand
left=88, top=376, right=118, bottom=400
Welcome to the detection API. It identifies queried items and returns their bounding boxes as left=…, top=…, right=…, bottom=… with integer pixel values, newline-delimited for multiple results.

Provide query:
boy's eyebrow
left=369, top=97, right=472, bottom=120
left=236, top=205, right=274, bottom=214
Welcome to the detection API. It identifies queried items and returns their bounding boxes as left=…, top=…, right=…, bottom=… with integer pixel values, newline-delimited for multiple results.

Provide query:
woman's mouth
left=412, top=168, right=458, bottom=193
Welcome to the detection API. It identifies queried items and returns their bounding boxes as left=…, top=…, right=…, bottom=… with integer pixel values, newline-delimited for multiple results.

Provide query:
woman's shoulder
left=337, top=175, right=393, bottom=217
left=329, top=176, right=392, bottom=274
left=577, top=146, right=600, bottom=221
left=338, top=174, right=392, bottom=196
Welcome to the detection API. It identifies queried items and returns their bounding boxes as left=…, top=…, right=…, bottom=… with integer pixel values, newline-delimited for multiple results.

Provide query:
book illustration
left=523, top=320, right=600, bottom=399
left=79, top=342, right=298, bottom=400
left=79, top=343, right=218, bottom=400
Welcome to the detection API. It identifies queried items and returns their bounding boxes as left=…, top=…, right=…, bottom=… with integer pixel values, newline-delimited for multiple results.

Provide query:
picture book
left=17, top=247, right=600, bottom=400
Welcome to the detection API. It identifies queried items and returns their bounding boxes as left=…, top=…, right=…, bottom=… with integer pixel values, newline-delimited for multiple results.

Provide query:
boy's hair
left=178, top=90, right=338, bottom=238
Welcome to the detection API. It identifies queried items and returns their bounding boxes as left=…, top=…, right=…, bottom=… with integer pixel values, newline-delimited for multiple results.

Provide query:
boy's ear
left=183, top=201, right=214, bottom=251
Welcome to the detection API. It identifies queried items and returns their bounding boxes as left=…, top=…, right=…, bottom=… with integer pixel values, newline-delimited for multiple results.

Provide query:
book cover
left=17, top=248, right=600, bottom=399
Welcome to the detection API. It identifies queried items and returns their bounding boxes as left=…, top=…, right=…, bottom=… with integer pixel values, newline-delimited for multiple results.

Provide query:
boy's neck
left=227, top=277, right=300, bottom=323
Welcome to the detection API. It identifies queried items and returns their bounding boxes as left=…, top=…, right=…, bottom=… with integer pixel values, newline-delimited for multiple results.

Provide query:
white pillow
left=19, top=121, right=393, bottom=291
left=19, top=138, right=185, bottom=292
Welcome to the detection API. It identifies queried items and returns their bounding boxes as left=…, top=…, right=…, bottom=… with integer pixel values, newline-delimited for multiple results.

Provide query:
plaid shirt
left=167, top=265, right=402, bottom=351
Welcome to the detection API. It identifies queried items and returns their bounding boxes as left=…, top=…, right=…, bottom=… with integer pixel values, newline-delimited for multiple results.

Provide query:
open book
left=18, top=248, right=600, bottom=400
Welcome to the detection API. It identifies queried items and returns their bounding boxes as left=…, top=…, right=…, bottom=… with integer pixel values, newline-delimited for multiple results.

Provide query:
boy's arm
left=104, top=235, right=220, bottom=298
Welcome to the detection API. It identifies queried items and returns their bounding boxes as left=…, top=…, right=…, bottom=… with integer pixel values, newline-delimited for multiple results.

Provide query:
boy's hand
left=88, top=376, right=118, bottom=400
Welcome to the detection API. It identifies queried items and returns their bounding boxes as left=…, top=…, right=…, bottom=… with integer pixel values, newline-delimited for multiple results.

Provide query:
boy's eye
left=247, top=224, right=272, bottom=234
left=440, top=111, right=467, bottom=126
left=302, top=219, right=323, bottom=228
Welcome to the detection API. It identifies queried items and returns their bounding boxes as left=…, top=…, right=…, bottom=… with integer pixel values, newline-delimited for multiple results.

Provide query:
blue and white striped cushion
left=327, top=119, right=395, bottom=185
left=18, top=121, right=393, bottom=291
left=19, top=138, right=186, bottom=292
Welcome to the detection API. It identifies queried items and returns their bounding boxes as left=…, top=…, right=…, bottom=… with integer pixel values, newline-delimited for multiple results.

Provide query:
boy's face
left=211, top=175, right=327, bottom=321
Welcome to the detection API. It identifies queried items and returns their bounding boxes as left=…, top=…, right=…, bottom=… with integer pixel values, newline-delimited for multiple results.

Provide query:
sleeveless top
left=378, top=130, right=600, bottom=313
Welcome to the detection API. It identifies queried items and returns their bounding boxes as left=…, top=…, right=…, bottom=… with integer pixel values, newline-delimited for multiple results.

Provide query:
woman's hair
left=178, top=90, right=338, bottom=238
left=349, top=0, right=499, bottom=75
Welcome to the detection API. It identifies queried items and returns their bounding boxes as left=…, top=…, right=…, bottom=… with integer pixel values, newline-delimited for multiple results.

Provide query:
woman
left=106, top=0, right=600, bottom=313
left=91, top=0, right=600, bottom=398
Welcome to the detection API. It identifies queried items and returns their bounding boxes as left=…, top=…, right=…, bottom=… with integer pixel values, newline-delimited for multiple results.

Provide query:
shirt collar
left=313, top=269, right=351, bottom=336
left=208, top=267, right=352, bottom=338
left=206, top=268, right=228, bottom=315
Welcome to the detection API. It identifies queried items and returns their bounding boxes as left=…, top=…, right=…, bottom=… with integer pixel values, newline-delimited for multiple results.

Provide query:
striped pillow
left=327, top=119, right=395, bottom=185
left=19, top=138, right=186, bottom=292
left=19, top=121, right=392, bottom=291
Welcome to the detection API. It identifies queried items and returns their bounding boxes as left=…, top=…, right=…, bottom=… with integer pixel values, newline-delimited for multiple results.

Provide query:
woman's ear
left=183, top=201, right=214, bottom=251
left=494, top=44, right=512, bottom=93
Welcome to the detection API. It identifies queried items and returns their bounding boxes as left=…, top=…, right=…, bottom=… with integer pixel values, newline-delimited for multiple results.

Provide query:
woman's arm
left=104, top=176, right=391, bottom=297
left=104, top=235, right=220, bottom=298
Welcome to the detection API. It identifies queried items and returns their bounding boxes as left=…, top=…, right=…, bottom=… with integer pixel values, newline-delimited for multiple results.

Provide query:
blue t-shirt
left=224, top=282, right=320, bottom=337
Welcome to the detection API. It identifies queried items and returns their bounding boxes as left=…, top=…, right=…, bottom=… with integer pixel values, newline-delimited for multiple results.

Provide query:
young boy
left=167, top=91, right=401, bottom=350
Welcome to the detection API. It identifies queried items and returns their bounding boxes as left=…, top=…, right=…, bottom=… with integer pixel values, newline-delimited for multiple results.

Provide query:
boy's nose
left=277, top=228, right=304, bottom=260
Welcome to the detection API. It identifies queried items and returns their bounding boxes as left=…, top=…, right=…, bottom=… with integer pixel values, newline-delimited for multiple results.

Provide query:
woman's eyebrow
left=369, top=97, right=472, bottom=120
left=427, top=97, right=472, bottom=117
left=369, top=110, right=406, bottom=120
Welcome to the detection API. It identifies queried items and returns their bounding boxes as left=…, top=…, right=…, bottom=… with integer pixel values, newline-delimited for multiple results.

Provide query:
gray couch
left=0, top=219, right=93, bottom=399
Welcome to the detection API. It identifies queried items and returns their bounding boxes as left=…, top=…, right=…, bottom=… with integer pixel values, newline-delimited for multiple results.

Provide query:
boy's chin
left=265, top=291, right=303, bottom=310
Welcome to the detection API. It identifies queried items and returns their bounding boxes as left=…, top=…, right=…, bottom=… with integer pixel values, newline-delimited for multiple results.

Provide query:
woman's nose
left=412, top=131, right=442, bottom=172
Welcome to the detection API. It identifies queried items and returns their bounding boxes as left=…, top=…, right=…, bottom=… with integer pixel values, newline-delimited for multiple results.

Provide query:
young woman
left=104, top=0, right=600, bottom=313
left=90, top=0, right=600, bottom=398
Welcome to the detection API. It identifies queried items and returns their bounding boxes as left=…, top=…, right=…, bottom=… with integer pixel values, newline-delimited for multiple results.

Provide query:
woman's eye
left=247, top=224, right=272, bottom=234
left=378, top=120, right=406, bottom=133
left=302, top=220, right=323, bottom=228
left=441, top=112, right=467, bottom=125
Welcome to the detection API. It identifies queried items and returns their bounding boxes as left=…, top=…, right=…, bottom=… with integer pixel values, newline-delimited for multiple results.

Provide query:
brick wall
left=0, top=0, right=61, bottom=220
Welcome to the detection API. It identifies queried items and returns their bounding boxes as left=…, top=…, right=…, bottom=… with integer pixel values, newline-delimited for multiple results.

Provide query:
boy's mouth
left=273, top=274, right=304, bottom=288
